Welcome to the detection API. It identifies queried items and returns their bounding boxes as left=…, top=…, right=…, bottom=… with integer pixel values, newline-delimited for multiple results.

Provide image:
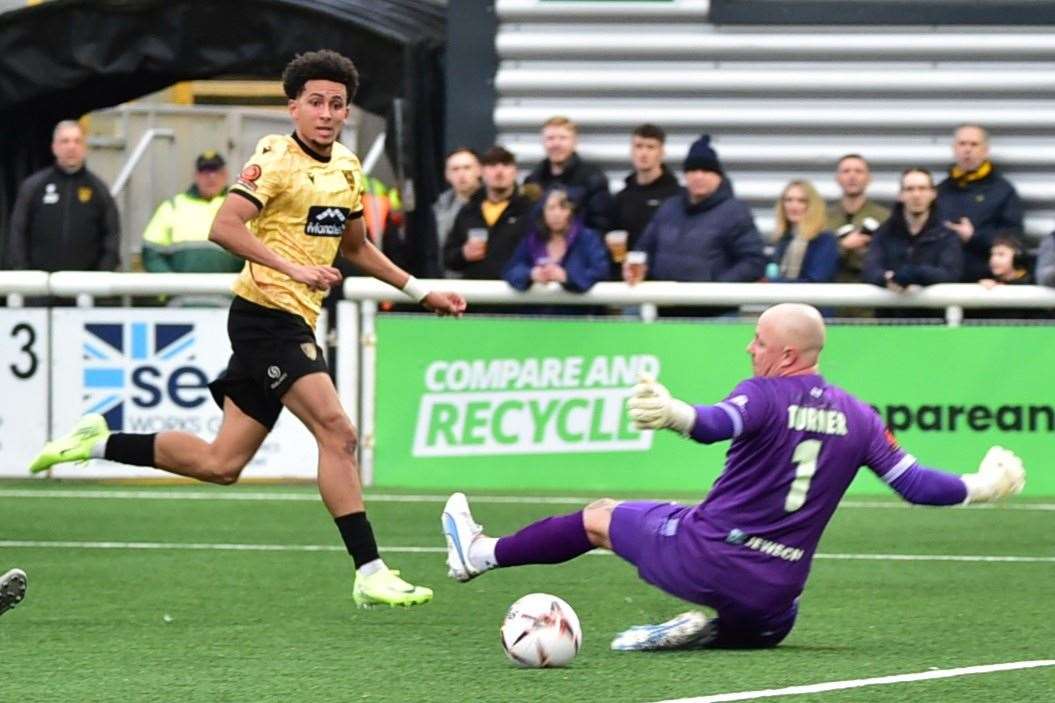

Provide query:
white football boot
left=441, top=492, right=484, bottom=582
left=610, top=611, right=717, bottom=651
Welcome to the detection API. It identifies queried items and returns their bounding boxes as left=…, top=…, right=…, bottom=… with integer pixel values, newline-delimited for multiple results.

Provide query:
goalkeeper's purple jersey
left=682, top=373, right=913, bottom=598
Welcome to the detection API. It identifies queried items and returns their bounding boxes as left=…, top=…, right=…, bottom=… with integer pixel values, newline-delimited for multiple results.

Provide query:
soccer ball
left=500, top=593, right=582, bottom=668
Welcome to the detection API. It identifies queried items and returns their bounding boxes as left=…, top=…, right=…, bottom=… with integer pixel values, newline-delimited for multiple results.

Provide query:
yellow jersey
left=229, top=133, right=364, bottom=327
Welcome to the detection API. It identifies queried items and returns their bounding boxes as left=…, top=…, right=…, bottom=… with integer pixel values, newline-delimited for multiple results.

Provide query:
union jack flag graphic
left=81, top=322, right=196, bottom=430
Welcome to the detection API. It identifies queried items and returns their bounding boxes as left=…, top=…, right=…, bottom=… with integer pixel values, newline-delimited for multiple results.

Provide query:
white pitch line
left=1, top=540, right=1053, bottom=563
left=0, top=488, right=1052, bottom=511
left=648, top=659, right=1055, bottom=703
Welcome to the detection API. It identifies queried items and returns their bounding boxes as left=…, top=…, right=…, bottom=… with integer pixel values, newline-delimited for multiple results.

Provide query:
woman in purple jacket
left=504, top=188, right=610, bottom=294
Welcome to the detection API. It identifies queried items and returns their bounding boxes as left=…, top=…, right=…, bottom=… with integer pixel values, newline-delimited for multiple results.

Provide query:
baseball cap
left=195, top=150, right=226, bottom=172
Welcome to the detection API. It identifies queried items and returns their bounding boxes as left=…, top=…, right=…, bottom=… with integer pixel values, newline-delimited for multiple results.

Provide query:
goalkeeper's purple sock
left=494, top=511, right=593, bottom=567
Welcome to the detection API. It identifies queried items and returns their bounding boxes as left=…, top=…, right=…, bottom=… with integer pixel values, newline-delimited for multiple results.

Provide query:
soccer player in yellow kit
left=30, top=50, right=466, bottom=608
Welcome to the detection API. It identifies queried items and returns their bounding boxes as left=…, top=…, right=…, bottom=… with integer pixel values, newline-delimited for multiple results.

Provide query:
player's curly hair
left=282, top=50, right=359, bottom=101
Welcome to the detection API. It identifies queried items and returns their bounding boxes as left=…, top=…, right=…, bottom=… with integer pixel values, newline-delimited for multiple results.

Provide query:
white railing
left=3, top=272, right=1054, bottom=314
left=342, top=277, right=1055, bottom=312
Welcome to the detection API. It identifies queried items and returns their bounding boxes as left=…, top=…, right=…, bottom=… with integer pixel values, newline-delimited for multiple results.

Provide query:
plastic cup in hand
left=626, top=250, right=647, bottom=281
left=605, top=230, right=629, bottom=263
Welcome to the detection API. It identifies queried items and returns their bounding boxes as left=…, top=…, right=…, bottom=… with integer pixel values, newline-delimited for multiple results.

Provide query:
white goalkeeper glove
left=961, top=445, right=1026, bottom=504
left=626, top=373, right=695, bottom=435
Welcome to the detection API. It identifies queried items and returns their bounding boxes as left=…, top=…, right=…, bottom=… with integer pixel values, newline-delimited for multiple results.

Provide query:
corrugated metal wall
left=494, top=0, right=1055, bottom=241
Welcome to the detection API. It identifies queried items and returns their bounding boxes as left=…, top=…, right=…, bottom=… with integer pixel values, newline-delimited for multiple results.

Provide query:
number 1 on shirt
left=786, top=439, right=822, bottom=512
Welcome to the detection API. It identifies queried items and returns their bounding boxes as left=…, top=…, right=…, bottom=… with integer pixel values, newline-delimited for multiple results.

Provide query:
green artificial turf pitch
left=0, top=480, right=1052, bottom=702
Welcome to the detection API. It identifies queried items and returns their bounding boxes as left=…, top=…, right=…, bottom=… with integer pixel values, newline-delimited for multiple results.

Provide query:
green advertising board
left=374, top=317, right=1054, bottom=495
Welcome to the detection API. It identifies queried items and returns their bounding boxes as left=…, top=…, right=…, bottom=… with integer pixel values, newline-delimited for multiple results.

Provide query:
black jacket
left=525, top=153, right=613, bottom=232
left=443, top=188, right=534, bottom=279
left=612, top=167, right=683, bottom=246
left=862, top=204, right=963, bottom=287
left=936, top=166, right=1023, bottom=282
left=5, top=164, right=120, bottom=271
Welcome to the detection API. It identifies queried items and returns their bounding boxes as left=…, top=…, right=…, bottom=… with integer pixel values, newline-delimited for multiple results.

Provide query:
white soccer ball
left=500, top=592, right=582, bottom=668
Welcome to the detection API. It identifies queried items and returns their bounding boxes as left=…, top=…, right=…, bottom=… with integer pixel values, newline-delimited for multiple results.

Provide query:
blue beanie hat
left=683, top=134, right=722, bottom=174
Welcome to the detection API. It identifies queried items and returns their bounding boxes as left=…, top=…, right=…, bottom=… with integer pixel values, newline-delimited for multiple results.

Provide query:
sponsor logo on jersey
left=305, top=206, right=351, bottom=236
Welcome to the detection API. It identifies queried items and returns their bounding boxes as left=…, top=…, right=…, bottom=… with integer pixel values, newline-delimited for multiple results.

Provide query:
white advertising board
left=49, top=308, right=322, bottom=479
left=0, top=309, right=49, bottom=477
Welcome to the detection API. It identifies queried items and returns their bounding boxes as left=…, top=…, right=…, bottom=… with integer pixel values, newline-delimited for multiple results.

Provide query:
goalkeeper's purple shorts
left=609, top=500, right=798, bottom=649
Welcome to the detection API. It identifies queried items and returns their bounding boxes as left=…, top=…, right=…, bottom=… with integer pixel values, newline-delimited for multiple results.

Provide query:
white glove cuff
left=669, top=399, right=696, bottom=436
left=960, top=473, right=989, bottom=504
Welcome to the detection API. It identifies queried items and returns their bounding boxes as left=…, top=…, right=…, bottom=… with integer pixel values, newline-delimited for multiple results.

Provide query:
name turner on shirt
left=786, top=405, right=849, bottom=436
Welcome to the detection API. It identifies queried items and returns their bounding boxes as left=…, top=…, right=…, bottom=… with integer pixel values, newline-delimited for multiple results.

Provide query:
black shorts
left=208, top=296, right=328, bottom=429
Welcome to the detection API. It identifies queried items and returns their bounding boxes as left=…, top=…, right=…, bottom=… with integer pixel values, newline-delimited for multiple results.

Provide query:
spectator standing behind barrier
left=973, top=235, right=1041, bottom=320
left=433, top=147, right=481, bottom=276
left=444, top=146, right=534, bottom=281
left=525, top=116, right=612, bottom=233
left=608, top=124, right=683, bottom=280
left=936, top=124, right=1024, bottom=282
left=863, top=168, right=962, bottom=298
left=142, top=151, right=242, bottom=274
left=4, top=120, right=120, bottom=272
left=626, top=135, right=766, bottom=305
left=767, top=181, right=839, bottom=283
left=825, top=154, right=889, bottom=283
left=504, top=188, right=609, bottom=314
left=1036, top=231, right=1055, bottom=288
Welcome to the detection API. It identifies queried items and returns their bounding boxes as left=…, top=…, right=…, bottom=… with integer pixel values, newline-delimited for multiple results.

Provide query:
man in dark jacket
left=936, top=124, right=1023, bottom=282
left=5, top=120, right=120, bottom=272
left=524, top=116, right=612, bottom=233
left=864, top=168, right=963, bottom=293
left=444, top=146, right=534, bottom=280
left=628, top=135, right=766, bottom=286
left=609, top=123, right=682, bottom=279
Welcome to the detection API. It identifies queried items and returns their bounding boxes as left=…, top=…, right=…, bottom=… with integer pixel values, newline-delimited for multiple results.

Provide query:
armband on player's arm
left=401, top=275, right=431, bottom=304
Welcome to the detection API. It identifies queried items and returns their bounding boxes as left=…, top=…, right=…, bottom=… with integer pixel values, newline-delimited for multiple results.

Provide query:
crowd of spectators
left=2, top=117, right=1052, bottom=318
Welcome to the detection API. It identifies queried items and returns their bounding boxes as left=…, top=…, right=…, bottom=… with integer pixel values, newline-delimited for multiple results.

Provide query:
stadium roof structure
left=0, top=0, right=446, bottom=273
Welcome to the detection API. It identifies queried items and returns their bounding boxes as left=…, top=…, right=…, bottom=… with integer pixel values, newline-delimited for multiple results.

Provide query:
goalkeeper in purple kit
left=442, top=303, right=1025, bottom=650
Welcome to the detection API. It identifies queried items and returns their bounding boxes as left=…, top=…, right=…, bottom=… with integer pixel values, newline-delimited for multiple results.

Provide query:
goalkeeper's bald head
left=751, top=304, right=826, bottom=377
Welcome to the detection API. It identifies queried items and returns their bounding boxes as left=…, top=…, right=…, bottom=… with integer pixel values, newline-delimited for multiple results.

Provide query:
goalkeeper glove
left=961, top=445, right=1026, bottom=504
left=627, top=373, right=695, bottom=435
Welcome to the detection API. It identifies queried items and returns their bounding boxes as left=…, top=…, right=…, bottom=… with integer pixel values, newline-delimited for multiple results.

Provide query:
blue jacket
left=862, top=205, right=963, bottom=286
left=770, top=231, right=840, bottom=282
left=503, top=222, right=610, bottom=293
left=634, top=179, right=766, bottom=282
left=936, top=167, right=1023, bottom=281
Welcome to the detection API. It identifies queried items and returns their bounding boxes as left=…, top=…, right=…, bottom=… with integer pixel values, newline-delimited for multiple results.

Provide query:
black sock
left=334, top=512, right=380, bottom=569
left=104, top=433, right=157, bottom=467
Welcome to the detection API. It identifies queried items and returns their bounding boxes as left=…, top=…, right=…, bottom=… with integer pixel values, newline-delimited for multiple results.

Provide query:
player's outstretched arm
left=339, top=218, right=466, bottom=316
left=211, top=195, right=341, bottom=291
left=961, top=445, right=1027, bottom=504
left=880, top=446, right=1025, bottom=506
left=627, top=374, right=736, bottom=443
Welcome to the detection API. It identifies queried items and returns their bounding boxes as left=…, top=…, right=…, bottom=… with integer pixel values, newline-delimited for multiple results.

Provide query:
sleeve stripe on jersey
left=716, top=401, right=743, bottom=438
left=348, top=209, right=364, bottom=221
left=230, top=188, right=263, bottom=211
left=881, top=453, right=918, bottom=484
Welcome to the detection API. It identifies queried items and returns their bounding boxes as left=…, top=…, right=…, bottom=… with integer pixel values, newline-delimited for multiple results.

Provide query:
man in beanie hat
left=625, top=135, right=766, bottom=313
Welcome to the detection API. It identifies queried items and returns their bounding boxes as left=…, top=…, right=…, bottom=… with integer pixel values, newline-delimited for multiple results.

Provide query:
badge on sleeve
left=237, top=164, right=262, bottom=191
